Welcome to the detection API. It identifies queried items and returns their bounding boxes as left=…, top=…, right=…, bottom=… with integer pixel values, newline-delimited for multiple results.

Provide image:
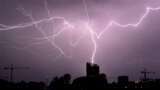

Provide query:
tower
left=86, top=62, right=99, bottom=77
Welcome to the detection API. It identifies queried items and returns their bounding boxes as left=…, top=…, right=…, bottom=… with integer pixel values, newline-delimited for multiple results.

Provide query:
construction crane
left=4, top=64, right=30, bottom=83
left=141, top=68, right=155, bottom=81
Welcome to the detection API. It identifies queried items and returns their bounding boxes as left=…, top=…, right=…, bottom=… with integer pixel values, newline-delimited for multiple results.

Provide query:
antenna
left=141, top=68, right=155, bottom=81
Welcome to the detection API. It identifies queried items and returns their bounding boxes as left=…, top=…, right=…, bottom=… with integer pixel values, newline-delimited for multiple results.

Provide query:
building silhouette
left=118, top=76, right=129, bottom=84
left=72, top=62, right=107, bottom=90
left=86, top=62, right=99, bottom=77
left=1, top=63, right=160, bottom=89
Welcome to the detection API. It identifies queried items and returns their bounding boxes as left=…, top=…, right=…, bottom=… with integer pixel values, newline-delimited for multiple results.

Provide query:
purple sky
left=1, top=0, right=160, bottom=82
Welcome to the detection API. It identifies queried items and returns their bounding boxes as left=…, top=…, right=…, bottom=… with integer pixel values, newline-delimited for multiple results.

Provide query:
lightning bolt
left=83, top=0, right=160, bottom=63
left=0, top=0, right=74, bottom=61
left=0, top=0, right=160, bottom=63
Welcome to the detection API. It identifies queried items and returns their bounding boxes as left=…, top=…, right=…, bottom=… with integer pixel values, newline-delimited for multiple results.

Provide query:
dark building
left=86, top=62, right=99, bottom=77
left=117, top=76, right=129, bottom=88
left=72, top=62, right=107, bottom=90
left=118, top=76, right=129, bottom=84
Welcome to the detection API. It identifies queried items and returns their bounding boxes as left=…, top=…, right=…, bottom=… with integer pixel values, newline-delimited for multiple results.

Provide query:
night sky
left=1, top=0, right=160, bottom=83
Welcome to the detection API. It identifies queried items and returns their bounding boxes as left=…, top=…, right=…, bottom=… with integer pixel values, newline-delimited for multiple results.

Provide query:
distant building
left=117, top=76, right=129, bottom=88
left=118, top=76, right=129, bottom=84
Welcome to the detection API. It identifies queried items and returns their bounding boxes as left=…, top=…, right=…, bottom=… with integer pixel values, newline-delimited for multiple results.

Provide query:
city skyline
left=0, top=0, right=160, bottom=82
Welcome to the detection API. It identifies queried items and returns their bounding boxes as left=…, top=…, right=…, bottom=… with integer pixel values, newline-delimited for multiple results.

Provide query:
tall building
left=73, top=62, right=107, bottom=90
left=86, top=62, right=99, bottom=77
